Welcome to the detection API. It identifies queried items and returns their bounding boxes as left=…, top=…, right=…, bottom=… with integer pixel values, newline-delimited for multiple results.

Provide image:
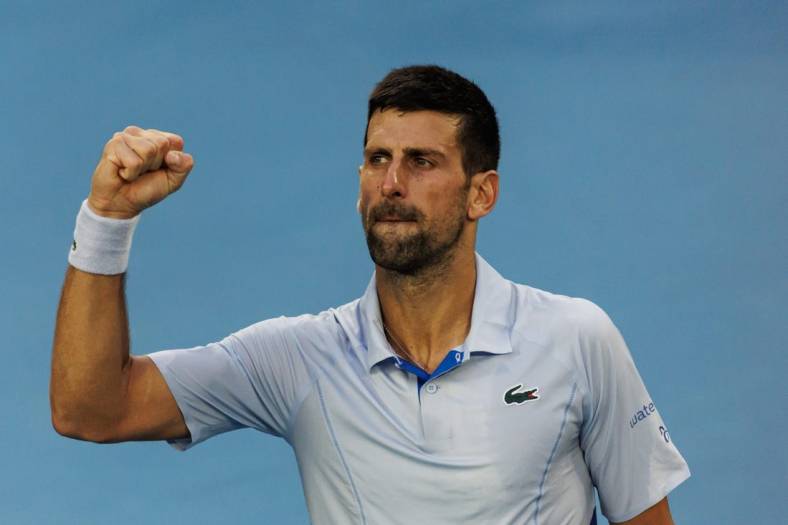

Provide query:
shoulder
left=227, top=298, right=362, bottom=358
left=509, top=282, right=634, bottom=399
left=511, top=283, right=619, bottom=347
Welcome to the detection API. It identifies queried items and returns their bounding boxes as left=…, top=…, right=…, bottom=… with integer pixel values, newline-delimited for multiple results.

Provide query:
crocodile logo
left=503, top=384, right=539, bottom=405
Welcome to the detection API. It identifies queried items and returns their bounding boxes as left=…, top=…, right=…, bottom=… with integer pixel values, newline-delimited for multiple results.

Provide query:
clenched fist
left=87, top=126, right=195, bottom=219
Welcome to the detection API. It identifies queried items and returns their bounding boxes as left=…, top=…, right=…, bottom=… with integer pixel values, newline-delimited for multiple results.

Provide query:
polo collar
left=360, top=252, right=515, bottom=372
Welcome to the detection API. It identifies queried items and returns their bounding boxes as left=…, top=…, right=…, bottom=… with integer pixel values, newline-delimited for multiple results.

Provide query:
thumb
left=163, top=150, right=195, bottom=192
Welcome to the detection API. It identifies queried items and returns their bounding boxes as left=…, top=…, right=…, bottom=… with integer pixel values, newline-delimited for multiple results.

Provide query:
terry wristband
left=68, top=200, right=140, bottom=275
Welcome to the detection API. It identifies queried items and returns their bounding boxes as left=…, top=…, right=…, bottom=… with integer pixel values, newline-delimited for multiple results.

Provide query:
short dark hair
left=366, top=65, right=500, bottom=178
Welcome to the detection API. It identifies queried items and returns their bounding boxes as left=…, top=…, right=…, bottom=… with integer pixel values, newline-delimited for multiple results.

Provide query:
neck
left=376, top=244, right=477, bottom=373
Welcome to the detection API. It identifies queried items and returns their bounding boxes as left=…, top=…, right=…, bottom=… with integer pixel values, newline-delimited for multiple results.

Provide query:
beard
left=362, top=191, right=468, bottom=276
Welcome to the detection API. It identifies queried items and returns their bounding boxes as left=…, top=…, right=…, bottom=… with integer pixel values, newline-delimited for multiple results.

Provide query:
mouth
left=376, top=215, right=416, bottom=223
left=376, top=220, right=416, bottom=226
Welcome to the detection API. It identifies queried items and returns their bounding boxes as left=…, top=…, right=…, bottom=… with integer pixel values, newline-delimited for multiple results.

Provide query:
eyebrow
left=363, top=146, right=447, bottom=160
left=403, top=147, right=446, bottom=160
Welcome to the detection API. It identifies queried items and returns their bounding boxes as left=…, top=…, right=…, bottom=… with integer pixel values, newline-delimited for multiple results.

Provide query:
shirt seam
left=534, top=381, right=578, bottom=525
left=225, top=335, right=298, bottom=439
left=281, top=376, right=318, bottom=445
left=315, top=380, right=367, bottom=525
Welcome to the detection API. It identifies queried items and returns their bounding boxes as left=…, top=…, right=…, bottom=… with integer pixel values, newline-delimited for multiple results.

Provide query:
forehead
left=365, top=109, right=461, bottom=152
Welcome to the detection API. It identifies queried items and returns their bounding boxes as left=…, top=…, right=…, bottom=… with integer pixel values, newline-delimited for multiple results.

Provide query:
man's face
left=359, top=109, right=470, bottom=275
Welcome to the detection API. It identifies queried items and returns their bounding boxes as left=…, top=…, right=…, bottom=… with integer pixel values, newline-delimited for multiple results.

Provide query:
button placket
left=419, top=379, right=452, bottom=447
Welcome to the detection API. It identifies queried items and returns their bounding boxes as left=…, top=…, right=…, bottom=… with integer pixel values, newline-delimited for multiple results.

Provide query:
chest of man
left=287, top=338, right=593, bottom=524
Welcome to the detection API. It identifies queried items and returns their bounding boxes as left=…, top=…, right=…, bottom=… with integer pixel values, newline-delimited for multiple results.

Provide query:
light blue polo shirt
left=149, top=253, right=690, bottom=524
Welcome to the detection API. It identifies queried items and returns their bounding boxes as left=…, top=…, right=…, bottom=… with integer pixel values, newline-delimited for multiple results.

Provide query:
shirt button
left=425, top=383, right=439, bottom=394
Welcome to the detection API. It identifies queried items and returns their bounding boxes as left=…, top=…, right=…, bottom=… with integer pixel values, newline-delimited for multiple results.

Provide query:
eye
left=414, top=157, right=433, bottom=168
left=368, top=154, right=388, bottom=166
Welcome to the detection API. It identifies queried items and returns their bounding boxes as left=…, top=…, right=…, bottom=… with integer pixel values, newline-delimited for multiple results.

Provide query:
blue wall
left=1, top=1, right=785, bottom=523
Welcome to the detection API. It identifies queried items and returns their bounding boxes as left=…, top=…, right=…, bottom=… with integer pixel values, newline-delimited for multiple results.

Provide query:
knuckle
left=152, top=135, right=168, bottom=152
left=103, top=135, right=121, bottom=154
left=139, top=141, right=156, bottom=159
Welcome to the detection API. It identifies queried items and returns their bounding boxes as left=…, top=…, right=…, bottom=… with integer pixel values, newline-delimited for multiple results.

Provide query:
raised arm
left=50, top=126, right=194, bottom=443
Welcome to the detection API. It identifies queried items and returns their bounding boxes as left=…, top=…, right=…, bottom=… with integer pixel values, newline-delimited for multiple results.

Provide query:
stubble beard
left=362, top=190, right=468, bottom=277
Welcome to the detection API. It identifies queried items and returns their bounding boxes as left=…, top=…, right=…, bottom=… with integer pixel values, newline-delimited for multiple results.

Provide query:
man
left=51, top=65, right=690, bottom=524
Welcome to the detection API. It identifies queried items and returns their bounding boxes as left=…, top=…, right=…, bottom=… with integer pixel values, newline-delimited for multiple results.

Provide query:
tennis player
left=52, top=65, right=690, bottom=524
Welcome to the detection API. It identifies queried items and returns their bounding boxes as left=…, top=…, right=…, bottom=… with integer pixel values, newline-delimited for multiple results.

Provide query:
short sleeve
left=576, top=302, right=690, bottom=523
left=147, top=316, right=313, bottom=450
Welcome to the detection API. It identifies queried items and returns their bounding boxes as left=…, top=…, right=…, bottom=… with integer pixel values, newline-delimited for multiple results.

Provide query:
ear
left=467, top=170, right=499, bottom=221
left=357, top=165, right=363, bottom=213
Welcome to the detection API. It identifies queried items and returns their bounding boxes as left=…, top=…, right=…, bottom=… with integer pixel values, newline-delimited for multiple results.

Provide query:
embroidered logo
left=503, top=384, right=539, bottom=405
left=72, top=240, right=77, bottom=251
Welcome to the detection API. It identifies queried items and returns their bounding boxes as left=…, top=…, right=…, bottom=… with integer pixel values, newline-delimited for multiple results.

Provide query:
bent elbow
left=50, top=406, right=116, bottom=443
left=51, top=410, right=87, bottom=441
left=51, top=412, right=81, bottom=440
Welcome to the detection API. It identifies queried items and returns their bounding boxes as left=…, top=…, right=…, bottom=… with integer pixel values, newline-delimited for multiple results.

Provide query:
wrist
left=86, top=195, right=140, bottom=220
left=68, top=199, right=141, bottom=275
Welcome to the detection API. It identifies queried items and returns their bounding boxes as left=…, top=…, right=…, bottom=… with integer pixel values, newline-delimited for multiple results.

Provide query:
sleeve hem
left=147, top=352, right=200, bottom=452
left=605, top=465, right=691, bottom=523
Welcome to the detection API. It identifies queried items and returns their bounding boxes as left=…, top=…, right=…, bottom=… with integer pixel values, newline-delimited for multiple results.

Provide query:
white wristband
left=68, top=200, right=141, bottom=275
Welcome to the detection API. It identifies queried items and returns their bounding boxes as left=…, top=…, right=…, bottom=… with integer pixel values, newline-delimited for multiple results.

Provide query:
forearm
left=50, top=265, right=132, bottom=440
left=50, top=127, right=194, bottom=442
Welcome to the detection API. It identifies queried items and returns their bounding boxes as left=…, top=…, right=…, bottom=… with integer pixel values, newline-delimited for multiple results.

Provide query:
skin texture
left=359, top=109, right=498, bottom=372
left=50, top=126, right=192, bottom=442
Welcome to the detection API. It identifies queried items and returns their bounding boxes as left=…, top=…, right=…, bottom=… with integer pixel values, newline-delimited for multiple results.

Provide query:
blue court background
left=1, top=1, right=785, bottom=523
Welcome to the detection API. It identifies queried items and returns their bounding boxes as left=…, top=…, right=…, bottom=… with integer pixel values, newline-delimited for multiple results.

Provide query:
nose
left=381, top=158, right=407, bottom=198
